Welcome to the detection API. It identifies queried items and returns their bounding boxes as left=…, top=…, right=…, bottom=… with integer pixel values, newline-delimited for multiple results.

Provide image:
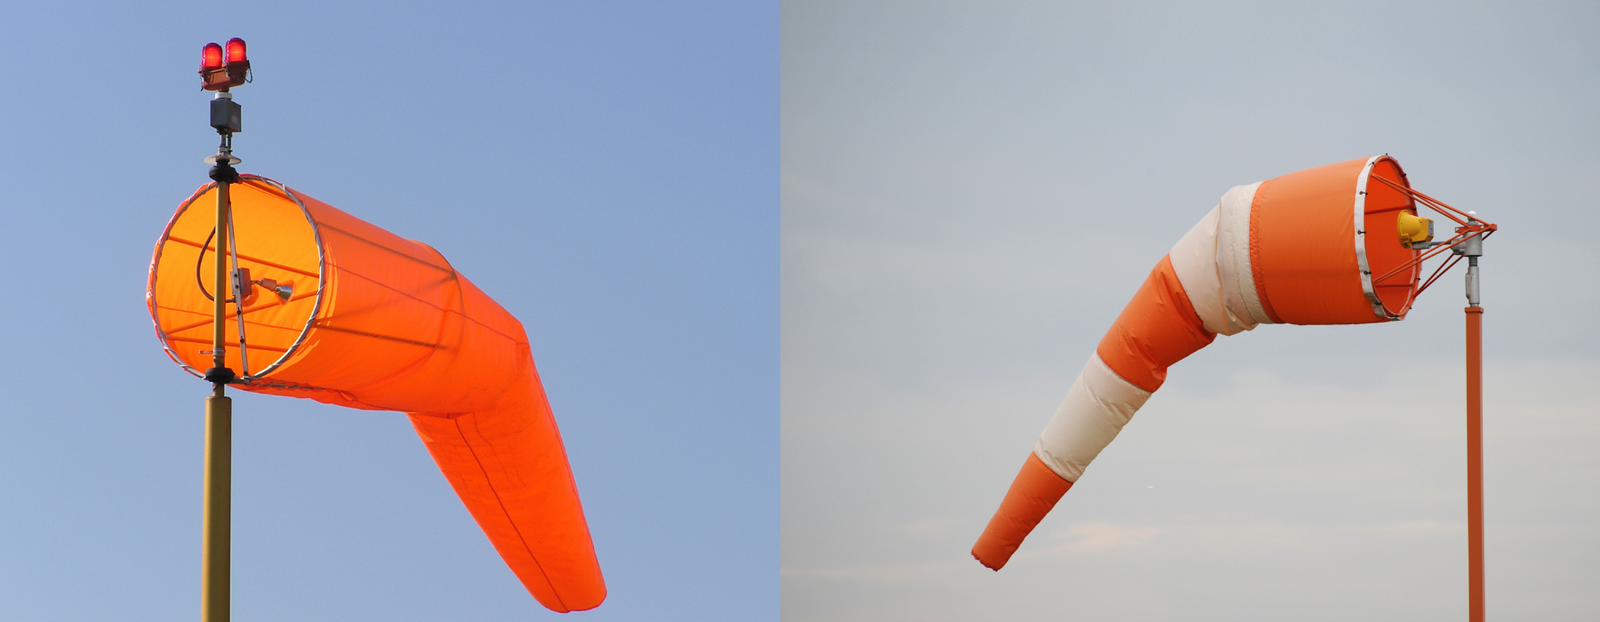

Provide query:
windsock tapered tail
left=973, top=156, right=1424, bottom=570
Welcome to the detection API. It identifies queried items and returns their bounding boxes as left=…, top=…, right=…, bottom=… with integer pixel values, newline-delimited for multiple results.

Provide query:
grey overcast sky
left=782, top=2, right=1599, bottom=620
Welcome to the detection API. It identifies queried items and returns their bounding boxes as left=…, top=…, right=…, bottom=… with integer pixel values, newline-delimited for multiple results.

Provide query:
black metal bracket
left=204, top=366, right=237, bottom=385
left=209, top=161, right=240, bottom=184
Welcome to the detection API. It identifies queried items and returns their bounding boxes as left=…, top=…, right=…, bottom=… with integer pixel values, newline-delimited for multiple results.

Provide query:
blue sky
left=0, top=2, right=775, bottom=619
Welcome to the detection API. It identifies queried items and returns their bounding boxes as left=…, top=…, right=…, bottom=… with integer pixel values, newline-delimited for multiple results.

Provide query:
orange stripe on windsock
left=1250, top=157, right=1393, bottom=325
left=1094, top=255, right=1216, bottom=393
left=972, top=453, right=1073, bottom=570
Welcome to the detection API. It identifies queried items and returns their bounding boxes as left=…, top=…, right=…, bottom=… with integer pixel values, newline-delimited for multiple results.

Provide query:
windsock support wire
left=1371, top=172, right=1491, bottom=619
left=1366, top=174, right=1497, bottom=294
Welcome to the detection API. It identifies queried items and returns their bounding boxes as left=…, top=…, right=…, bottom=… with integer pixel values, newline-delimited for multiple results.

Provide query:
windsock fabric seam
left=335, top=245, right=467, bottom=402
left=1247, top=182, right=1285, bottom=324
left=1169, top=205, right=1256, bottom=336
left=162, top=235, right=320, bottom=278
left=317, top=222, right=455, bottom=274
left=1215, top=182, right=1273, bottom=326
left=452, top=414, right=569, bottom=612
left=328, top=262, right=522, bottom=346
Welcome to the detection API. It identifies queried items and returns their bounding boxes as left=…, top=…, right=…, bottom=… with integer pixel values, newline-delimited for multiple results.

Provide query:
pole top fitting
left=203, top=367, right=236, bottom=385
left=1458, top=224, right=1484, bottom=257
left=208, top=162, right=241, bottom=184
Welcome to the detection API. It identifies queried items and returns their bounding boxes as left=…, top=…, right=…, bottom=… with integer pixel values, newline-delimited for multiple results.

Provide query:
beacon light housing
left=223, top=38, right=249, bottom=84
left=200, top=38, right=249, bottom=91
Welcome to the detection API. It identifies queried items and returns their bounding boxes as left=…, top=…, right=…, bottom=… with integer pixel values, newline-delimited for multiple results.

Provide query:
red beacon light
left=200, top=38, right=250, bottom=91
left=200, top=43, right=224, bottom=71
left=225, top=38, right=247, bottom=64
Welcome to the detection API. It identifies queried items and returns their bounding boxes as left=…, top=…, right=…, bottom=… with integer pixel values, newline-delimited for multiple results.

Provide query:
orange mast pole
left=1466, top=304, right=1483, bottom=622
left=1462, top=215, right=1485, bottom=622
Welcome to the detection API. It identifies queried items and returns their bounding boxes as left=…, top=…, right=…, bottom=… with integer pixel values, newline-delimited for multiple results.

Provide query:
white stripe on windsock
left=1169, top=205, right=1256, bottom=336
left=1033, top=353, right=1153, bottom=483
left=1214, top=182, right=1276, bottom=326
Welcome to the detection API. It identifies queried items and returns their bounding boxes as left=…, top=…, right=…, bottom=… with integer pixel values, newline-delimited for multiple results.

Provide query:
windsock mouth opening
left=1357, top=156, right=1422, bottom=320
left=1250, top=155, right=1424, bottom=325
left=148, top=175, right=326, bottom=381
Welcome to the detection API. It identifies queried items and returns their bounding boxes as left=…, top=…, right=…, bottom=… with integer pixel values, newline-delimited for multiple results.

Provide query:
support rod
left=212, top=180, right=231, bottom=375
left=1467, top=304, right=1484, bottom=622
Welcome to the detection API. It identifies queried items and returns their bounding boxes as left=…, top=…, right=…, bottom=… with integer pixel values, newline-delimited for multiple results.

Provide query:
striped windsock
left=973, top=156, right=1424, bottom=569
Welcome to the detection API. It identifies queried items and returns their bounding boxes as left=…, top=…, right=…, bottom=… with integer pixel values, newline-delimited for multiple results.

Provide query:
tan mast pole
left=203, top=167, right=234, bottom=622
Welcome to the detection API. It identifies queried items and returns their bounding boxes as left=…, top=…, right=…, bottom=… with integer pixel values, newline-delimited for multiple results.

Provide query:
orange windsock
left=147, top=176, right=604, bottom=611
left=974, top=156, right=1423, bottom=570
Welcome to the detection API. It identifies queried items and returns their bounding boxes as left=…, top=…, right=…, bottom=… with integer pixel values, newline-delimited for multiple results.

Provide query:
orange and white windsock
left=972, top=156, right=1425, bottom=570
